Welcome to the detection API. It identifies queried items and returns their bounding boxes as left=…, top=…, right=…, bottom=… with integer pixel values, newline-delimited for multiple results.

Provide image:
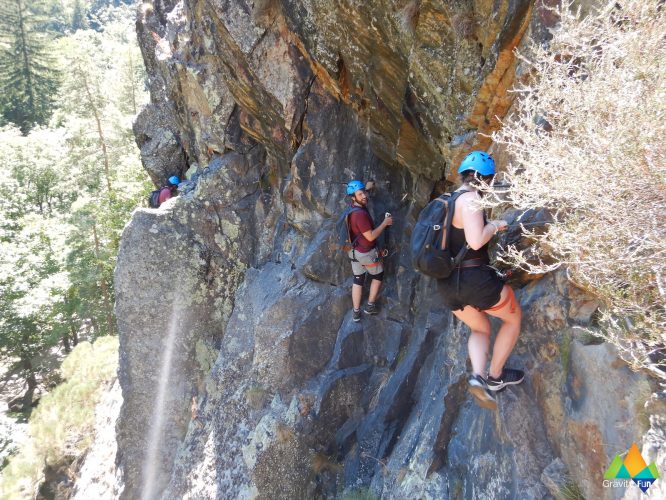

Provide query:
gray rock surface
left=623, top=394, right=666, bottom=500
left=540, top=458, right=570, bottom=498
left=72, top=380, right=123, bottom=500
left=114, top=1, right=665, bottom=498
left=561, top=341, right=652, bottom=499
left=133, top=103, right=187, bottom=186
left=115, top=150, right=274, bottom=498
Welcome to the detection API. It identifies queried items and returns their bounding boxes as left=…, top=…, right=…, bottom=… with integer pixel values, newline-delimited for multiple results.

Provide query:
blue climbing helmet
left=346, top=180, right=365, bottom=196
left=457, top=151, right=496, bottom=176
left=168, top=175, right=180, bottom=186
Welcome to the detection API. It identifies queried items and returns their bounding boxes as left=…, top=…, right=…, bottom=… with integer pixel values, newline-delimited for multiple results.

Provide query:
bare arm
left=460, top=194, right=505, bottom=250
left=362, top=216, right=393, bottom=242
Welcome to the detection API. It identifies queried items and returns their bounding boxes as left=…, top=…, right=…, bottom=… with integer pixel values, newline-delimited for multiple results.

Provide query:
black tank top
left=448, top=194, right=490, bottom=262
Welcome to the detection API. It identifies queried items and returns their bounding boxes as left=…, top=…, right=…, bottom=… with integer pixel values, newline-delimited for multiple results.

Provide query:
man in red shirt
left=158, top=176, right=180, bottom=205
left=346, top=180, right=393, bottom=322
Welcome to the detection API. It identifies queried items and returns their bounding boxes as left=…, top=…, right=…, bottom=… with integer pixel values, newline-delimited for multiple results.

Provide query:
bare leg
left=352, top=283, right=363, bottom=310
left=453, top=306, right=491, bottom=376
left=485, top=286, right=522, bottom=378
left=368, top=277, right=382, bottom=304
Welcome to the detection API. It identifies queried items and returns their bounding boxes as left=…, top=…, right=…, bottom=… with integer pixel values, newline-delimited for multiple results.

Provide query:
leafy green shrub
left=490, top=0, right=665, bottom=379
left=0, top=336, right=118, bottom=497
left=557, top=480, right=585, bottom=500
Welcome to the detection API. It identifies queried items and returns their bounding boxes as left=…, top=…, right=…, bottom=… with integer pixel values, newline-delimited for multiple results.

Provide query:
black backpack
left=336, top=206, right=363, bottom=252
left=411, top=190, right=469, bottom=279
left=148, top=189, right=161, bottom=208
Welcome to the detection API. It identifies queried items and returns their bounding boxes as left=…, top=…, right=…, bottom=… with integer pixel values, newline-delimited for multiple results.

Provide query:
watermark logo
left=603, top=443, right=660, bottom=494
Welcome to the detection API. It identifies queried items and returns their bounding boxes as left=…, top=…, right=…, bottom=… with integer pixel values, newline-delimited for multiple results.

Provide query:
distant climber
left=437, top=151, right=524, bottom=410
left=148, top=175, right=180, bottom=208
left=343, top=180, right=393, bottom=322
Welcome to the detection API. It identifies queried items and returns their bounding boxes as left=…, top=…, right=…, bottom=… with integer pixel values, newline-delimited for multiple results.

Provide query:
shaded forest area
left=0, top=0, right=148, bottom=416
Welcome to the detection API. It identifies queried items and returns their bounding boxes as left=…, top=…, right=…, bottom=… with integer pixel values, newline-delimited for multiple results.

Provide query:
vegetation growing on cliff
left=0, top=336, right=118, bottom=498
left=492, top=0, right=666, bottom=378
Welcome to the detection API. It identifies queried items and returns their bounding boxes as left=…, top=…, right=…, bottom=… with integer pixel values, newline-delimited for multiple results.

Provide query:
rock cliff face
left=115, top=1, right=665, bottom=498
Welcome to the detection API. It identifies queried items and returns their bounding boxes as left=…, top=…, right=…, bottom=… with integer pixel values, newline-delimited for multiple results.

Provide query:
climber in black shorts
left=438, top=151, right=524, bottom=410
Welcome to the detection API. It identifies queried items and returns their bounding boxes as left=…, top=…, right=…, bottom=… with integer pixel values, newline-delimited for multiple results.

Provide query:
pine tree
left=0, top=0, right=60, bottom=133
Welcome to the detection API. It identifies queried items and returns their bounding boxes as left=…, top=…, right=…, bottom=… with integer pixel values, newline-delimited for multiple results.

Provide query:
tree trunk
left=92, top=222, right=115, bottom=335
left=62, top=333, right=71, bottom=353
left=16, top=0, right=36, bottom=129
left=79, top=65, right=113, bottom=193
left=128, top=49, right=137, bottom=115
left=90, top=317, right=99, bottom=337
left=63, top=294, right=79, bottom=348
left=70, top=322, right=79, bottom=346
left=21, top=357, right=37, bottom=408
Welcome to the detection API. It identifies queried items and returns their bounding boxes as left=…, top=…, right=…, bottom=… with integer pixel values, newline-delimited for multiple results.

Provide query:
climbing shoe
left=364, top=302, right=379, bottom=315
left=468, top=374, right=497, bottom=410
left=352, top=308, right=362, bottom=322
left=486, top=368, right=525, bottom=392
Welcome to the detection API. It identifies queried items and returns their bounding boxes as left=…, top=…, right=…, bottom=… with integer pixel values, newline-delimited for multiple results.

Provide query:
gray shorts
left=348, top=248, right=383, bottom=276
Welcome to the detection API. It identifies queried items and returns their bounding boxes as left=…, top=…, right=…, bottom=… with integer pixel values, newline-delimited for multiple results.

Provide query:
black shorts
left=437, top=266, right=504, bottom=311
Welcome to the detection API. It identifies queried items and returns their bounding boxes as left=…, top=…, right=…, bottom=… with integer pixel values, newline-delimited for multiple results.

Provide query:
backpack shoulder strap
left=338, top=205, right=362, bottom=222
left=346, top=206, right=364, bottom=247
left=442, top=190, right=472, bottom=250
left=444, top=190, right=472, bottom=262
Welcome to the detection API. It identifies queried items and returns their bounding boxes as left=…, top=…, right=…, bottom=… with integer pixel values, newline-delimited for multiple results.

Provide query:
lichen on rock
left=114, top=1, right=666, bottom=498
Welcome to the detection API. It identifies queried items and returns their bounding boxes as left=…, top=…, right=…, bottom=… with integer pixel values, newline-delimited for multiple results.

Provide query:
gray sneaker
left=364, top=302, right=379, bottom=315
left=352, top=308, right=362, bottom=322
left=468, top=374, right=497, bottom=410
left=487, top=368, right=525, bottom=392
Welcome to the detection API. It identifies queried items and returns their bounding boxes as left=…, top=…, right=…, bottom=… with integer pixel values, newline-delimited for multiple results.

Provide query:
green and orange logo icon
left=604, top=443, right=659, bottom=493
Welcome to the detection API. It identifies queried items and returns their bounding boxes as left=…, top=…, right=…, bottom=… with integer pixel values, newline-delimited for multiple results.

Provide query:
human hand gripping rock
left=489, top=219, right=508, bottom=233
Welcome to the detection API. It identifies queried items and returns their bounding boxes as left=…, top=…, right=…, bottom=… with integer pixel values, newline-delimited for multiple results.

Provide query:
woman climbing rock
left=438, top=151, right=524, bottom=410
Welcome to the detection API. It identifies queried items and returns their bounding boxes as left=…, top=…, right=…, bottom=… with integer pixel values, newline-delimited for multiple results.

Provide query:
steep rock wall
left=115, top=1, right=665, bottom=498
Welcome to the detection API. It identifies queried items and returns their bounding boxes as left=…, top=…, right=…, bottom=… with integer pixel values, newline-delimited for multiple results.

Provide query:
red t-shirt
left=348, top=207, right=375, bottom=253
left=158, top=186, right=173, bottom=204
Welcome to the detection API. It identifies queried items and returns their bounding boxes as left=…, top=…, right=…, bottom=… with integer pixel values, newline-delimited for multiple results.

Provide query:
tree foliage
left=0, top=2, right=150, bottom=408
left=490, top=0, right=666, bottom=378
left=0, top=0, right=61, bottom=133
left=0, top=211, right=70, bottom=406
